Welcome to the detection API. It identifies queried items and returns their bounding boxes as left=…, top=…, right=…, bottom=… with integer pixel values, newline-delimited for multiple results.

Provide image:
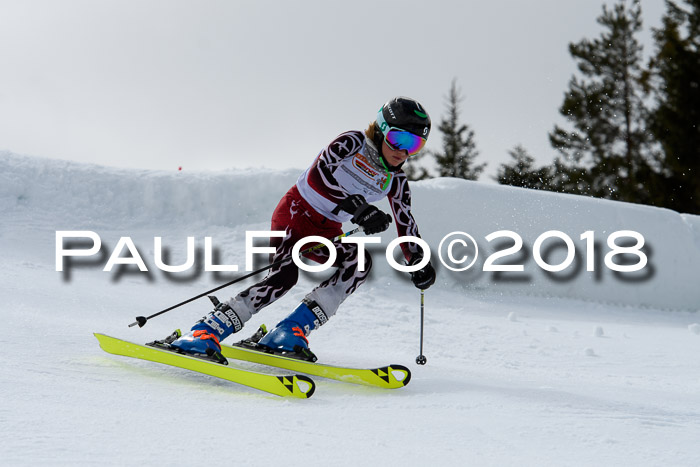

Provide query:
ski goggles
left=384, top=128, right=427, bottom=156
left=376, top=109, right=427, bottom=156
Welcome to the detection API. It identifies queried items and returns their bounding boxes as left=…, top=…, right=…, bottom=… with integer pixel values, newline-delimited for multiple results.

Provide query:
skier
left=169, top=96, right=437, bottom=360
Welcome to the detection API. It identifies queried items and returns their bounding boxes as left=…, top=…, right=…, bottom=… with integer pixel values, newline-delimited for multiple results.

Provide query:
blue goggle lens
left=385, top=129, right=426, bottom=156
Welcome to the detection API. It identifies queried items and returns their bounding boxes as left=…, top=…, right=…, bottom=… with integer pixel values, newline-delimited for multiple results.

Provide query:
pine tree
left=647, top=0, right=700, bottom=214
left=549, top=0, right=659, bottom=204
left=496, top=145, right=554, bottom=190
left=433, top=80, right=486, bottom=180
left=496, top=145, right=593, bottom=194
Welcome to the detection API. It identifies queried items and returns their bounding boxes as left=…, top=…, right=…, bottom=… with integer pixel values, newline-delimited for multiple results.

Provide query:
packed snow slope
left=1, top=150, right=700, bottom=466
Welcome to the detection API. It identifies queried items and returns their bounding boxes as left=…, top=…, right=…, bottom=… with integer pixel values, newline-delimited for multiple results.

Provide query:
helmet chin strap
left=366, top=131, right=401, bottom=190
left=378, top=150, right=408, bottom=191
left=378, top=156, right=393, bottom=191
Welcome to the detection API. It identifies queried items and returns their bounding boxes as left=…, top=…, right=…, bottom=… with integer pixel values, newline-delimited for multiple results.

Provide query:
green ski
left=94, top=333, right=315, bottom=398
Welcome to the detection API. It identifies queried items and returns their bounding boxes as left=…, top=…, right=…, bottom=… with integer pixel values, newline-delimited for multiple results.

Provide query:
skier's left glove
left=407, top=255, right=436, bottom=290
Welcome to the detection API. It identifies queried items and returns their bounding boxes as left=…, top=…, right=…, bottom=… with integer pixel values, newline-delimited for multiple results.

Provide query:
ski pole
left=128, top=227, right=363, bottom=328
left=416, top=289, right=427, bottom=365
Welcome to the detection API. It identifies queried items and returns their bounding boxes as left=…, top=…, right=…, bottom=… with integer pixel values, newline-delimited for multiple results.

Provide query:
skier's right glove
left=334, top=194, right=392, bottom=235
left=353, top=205, right=392, bottom=235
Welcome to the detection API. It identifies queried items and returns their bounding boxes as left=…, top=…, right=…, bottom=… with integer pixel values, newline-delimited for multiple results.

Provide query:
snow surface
left=2, top=150, right=700, bottom=466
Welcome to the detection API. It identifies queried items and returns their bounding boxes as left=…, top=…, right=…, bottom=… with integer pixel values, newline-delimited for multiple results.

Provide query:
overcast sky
left=0, top=0, right=666, bottom=179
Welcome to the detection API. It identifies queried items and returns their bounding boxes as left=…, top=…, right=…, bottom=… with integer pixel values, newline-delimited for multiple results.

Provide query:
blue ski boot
left=169, top=296, right=244, bottom=358
left=256, top=299, right=328, bottom=361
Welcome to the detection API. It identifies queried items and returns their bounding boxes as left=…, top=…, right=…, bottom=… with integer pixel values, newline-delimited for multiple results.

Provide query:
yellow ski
left=221, top=343, right=411, bottom=389
left=94, top=333, right=315, bottom=398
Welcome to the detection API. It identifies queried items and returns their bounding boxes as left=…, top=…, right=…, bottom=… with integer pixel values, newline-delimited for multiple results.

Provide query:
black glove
left=408, top=255, right=436, bottom=290
left=335, top=195, right=392, bottom=235
left=353, top=205, right=392, bottom=235
left=334, top=194, right=367, bottom=215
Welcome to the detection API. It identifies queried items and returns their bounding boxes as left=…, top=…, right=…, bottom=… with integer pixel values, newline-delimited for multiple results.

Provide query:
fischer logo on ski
left=224, top=329, right=412, bottom=389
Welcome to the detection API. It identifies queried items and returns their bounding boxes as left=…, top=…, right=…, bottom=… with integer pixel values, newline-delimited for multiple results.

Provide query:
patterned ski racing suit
left=226, top=131, right=425, bottom=326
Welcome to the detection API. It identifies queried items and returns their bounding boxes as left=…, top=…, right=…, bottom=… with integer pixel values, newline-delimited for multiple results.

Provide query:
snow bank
left=406, top=178, right=700, bottom=311
left=0, top=150, right=298, bottom=229
left=2, top=150, right=698, bottom=311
